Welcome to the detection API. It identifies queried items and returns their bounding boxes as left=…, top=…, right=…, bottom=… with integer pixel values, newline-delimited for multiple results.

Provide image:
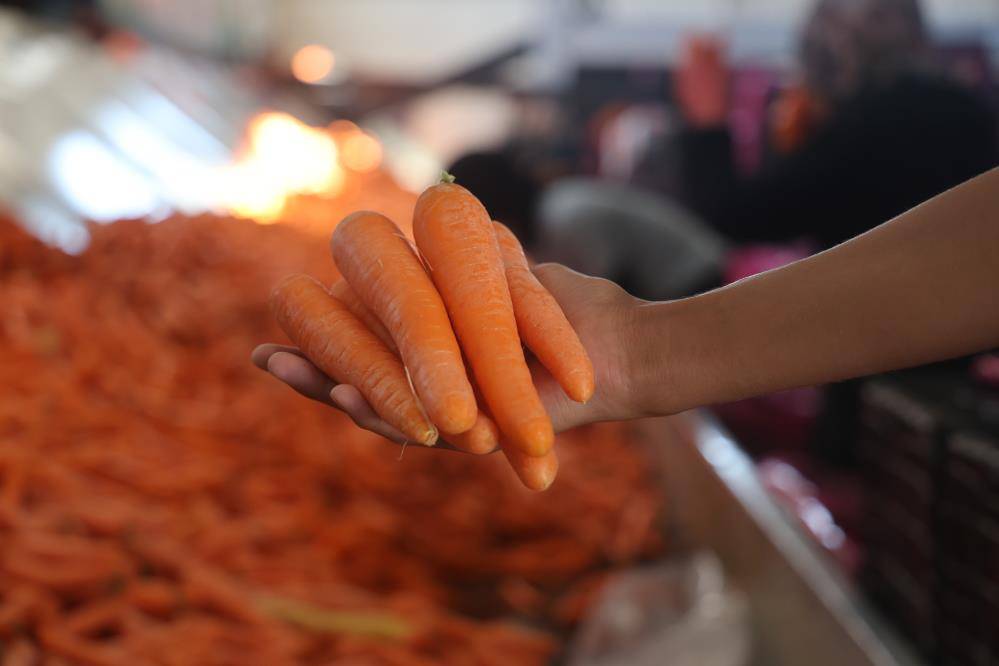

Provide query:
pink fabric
left=724, top=242, right=812, bottom=283
left=971, top=353, right=999, bottom=388
left=757, top=457, right=863, bottom=577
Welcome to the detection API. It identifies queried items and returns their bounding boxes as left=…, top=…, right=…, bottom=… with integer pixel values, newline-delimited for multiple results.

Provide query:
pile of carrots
left=0, top=203, right=665, bottom=665
left=272, top=177, right=594, bottom=490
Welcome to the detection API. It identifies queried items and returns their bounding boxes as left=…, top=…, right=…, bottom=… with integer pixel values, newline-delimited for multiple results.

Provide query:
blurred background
left=0, top=1, right=997, bottom=664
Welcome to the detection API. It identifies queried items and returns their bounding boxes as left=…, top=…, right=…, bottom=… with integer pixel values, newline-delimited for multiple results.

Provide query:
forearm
left=632, top=167, right=999, bottom=414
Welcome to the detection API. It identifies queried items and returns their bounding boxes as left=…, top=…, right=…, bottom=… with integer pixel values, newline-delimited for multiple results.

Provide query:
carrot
left=502, top=443, right=558, bottom=492
left=329, top=279, right=397, bottom=354
left=448, top=410, right=500, bottom=455
left=492, top=222, right=595, bottom=403
left=328, top=289, right=497, bottom=454
left=331, top=212, right=477, bottom=436
left=2, top=639, right=37, bottom=666
left=326, top=286, right=498, bottom=453
left=414, top=180, right=553, bottom=457
left=270, top=274, right=437, bottom=446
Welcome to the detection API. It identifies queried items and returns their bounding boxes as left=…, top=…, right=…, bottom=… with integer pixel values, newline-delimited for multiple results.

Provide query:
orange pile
left=0, top=211, right=665, bottom=665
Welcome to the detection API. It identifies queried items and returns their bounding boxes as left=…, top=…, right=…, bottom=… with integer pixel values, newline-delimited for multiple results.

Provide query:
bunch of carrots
left=272, top=175, right=594, bottom=490
left=0, top=199, right=664, bottom=664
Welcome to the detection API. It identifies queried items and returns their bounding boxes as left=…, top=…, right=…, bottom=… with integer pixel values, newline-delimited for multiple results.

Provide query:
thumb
left=532, top=263, right=591, bottom=306
left=533, top=262, right=634, bottom=319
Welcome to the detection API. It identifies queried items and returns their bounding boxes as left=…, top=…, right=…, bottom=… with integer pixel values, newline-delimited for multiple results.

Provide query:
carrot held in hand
left=270, top=274, right=437, bottom=446
left=492, top=221, right=595, bottom=403
left=502, top=443, right=558, bottom=492
left=329, top=279, right=397, bottom=354
left=329, top=287, right=497, bottom=455
left=414, top=179, right=553, bottom=457
left=324, top=284, right=498, bottom=455
left=448, top=410, right=500, bottom=455
left=332, top=211, right=477, bottom=435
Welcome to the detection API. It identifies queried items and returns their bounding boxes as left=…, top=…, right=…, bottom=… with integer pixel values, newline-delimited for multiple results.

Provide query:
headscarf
left=800, top=0, right=932, bottom=106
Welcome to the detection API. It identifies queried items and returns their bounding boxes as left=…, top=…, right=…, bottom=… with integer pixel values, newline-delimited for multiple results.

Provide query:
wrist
left=623, top=292, right=726, bottom=417
left=620, top=299, right=677, bottom=418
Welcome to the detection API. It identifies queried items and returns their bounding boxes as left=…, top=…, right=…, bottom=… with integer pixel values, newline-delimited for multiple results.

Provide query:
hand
left=674, top=35, right=730, bottom=128
left=251, top=264, right=644, bottom=449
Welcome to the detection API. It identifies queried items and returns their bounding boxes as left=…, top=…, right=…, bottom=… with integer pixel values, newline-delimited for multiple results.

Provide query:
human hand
left=251, top=264, right=644, bottom=450
left=674, top=35, right=730, bottom=128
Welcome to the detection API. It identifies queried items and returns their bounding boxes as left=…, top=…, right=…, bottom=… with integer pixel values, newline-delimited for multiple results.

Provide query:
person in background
left=673, top=0, right=998, bottom=249
left=446, top=152, right=542, bottom=251
left=448, top=154, right=727, bottom=302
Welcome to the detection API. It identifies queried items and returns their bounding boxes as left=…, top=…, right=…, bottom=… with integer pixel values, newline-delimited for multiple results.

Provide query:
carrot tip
left=530, top=477, right=555, bottom=492
left=421, top=427, right=439, bottom=447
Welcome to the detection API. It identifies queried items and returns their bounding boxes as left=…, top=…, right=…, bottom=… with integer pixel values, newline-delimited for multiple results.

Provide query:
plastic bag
left=567, top=552, right=750, bottom=666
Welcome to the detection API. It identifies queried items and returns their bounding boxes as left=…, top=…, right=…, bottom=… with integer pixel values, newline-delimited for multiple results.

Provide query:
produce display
left=0, top=202, right=665, bottom=664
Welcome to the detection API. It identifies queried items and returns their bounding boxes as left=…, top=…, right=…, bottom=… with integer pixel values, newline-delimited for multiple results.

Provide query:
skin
left=674, top=35, right=730, bottom=128
left=252, top=168, right=999, bottom=447
left=251, top=265, right=636, bottom=447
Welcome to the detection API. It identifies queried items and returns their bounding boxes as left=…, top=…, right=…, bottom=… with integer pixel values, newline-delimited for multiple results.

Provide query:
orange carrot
left=448, top=411, right=500, bottom=455
left=329, top=279, right=397, bottom=353
left=414, top=180, right=553, bottom=457
left=327, top=289, right=498, bottom=454
left=270, top=274, right=436, bottom=445
left=492, top=221, right=595, bottom=403
left=502, top=443, right=558, bottom=492
left=331, top=212, right=477, bottom=436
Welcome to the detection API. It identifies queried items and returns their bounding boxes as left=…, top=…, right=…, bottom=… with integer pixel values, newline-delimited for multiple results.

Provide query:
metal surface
left=636, top=413, right=923, bottom=666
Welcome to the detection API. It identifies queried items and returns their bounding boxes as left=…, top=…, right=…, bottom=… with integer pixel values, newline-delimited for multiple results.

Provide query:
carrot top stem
left=439, top=171, right=456, bottom=184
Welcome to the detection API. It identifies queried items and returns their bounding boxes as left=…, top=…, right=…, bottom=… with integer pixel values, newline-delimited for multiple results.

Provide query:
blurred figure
left=447, top=151, right=542, bottom=248
left=448, top=150, right=726, bottom=301
left=673, top=0, right=998, bottom=249
left=535, top=178, right=726, bottom=300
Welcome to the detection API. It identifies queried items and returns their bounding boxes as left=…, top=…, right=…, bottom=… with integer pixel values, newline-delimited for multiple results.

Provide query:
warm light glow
left=217, top=111, right=345, bottom=223
left=291, top=45, right=335, bottom=84
left=341, top=132, right=383, bottom=172
left=328, top=119, right=359, bottom=136
left=218, top=161, right=286, bottom=223
left=247, top=112, right=340, bottom=194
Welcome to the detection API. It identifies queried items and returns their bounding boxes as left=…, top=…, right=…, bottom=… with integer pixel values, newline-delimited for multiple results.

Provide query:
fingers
left=328, top=384, right=408, bottom=445
left=330, top=385, right=462, bottom=451
left=528, top=357, right=578, bottom=435
left=252, top=344, right=466, bottom=451
left=251, top=343, right=304, bottom=370
left=533, top=262, right=633, bottom=316
left=532, top=263, right=587, bottom=301
left=266, top=351, right=338, bottom=407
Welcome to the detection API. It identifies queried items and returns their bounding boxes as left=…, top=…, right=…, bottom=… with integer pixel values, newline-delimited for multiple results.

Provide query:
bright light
left=341, top=132, right=382, bottom=172
left=217, top=111, right=345, bottom=222
left=217, top=160, right=286, bottom=223
left=48, top=131, right=161, bottom=222
left=291, top=45, right=335, bottom=84
left=247, top=112, right=341, bottom=194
